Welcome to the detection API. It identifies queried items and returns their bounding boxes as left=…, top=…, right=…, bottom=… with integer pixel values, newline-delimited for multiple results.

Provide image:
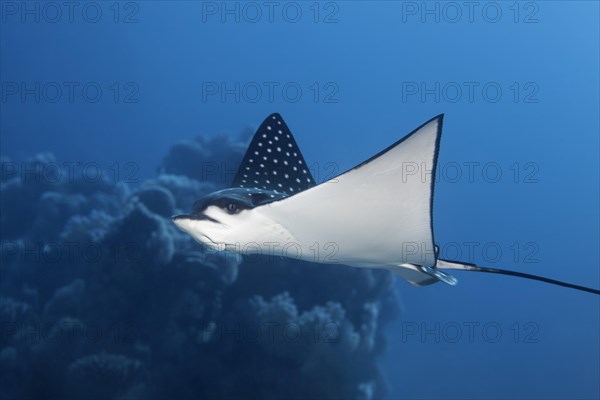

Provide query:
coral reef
left=0, top=133, right=399, bottom=399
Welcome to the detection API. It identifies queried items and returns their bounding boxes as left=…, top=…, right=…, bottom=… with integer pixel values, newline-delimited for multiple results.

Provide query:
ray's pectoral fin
left=419, top=265, right=458, bottom=286
left=388, top=264, right=458, bottom=287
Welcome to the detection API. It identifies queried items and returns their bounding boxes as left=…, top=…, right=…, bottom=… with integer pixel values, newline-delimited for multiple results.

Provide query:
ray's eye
left=226, top=203, right=238, bottom=214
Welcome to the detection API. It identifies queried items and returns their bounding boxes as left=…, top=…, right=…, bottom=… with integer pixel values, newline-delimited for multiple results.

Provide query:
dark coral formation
left=0, top=134, right=399, bottom=399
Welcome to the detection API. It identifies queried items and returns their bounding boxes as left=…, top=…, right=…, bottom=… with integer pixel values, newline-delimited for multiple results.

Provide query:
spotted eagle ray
left=173, top=113, right=599, bottom=295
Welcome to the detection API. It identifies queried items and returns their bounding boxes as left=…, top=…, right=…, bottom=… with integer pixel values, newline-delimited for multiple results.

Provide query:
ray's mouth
left=171, top=215, right=232, bottom=250
left=199, top=233, right=216, bottom=244
left=198, top=234, right=231, bottom=252
left=172, top=214, right=220, bottom=224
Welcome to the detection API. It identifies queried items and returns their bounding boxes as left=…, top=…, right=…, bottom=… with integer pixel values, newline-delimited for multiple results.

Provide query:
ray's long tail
left=436, top=259, right=600, bottom=295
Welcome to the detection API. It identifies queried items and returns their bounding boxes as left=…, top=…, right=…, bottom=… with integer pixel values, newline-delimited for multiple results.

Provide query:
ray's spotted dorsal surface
left=231, top=113, right=315, bottom=194
left=173, top=113, right=600, bottom=295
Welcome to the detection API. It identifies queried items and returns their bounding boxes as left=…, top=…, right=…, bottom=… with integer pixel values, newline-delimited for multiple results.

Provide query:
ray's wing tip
left=266, top=112, right=283, bottom=120
left=428, top=114, right=444, bottom=139
left=436, top=113, right=444, bottom=132
left=418, top=114, right=444, bottom=132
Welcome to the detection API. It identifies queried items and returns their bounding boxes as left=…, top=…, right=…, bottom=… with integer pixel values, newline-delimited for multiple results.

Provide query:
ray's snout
left=171, top=214, right=191, bottom=231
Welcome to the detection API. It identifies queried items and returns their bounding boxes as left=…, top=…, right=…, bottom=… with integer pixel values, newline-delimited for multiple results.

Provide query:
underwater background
left=1, top=1, right=598, bottom=399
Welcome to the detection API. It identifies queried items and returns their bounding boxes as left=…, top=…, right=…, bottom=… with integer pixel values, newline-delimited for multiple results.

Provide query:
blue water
left=1, top=2, right=598, bottom=399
